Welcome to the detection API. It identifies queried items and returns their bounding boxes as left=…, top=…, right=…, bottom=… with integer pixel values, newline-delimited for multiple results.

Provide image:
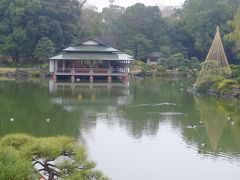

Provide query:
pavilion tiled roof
left=50, top=39, right=133, bottom=61
left=63, top=45, right=119, bottom=53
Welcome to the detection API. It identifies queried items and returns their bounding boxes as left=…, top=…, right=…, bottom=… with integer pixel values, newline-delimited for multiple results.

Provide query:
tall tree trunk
left=15, top=53, right=19, bottom=64
left=11, top=55, right=16, bottom=63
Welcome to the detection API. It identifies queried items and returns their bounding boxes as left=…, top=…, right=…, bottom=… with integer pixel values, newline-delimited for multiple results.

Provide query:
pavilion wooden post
left=52, top=73, right=57, bottom=82
left=90, top=75, right=94, bottom=83
left=54, top=60, right=58, bottom=72
left=63, top=60, right=65, bottom=72
left=71, top=68, right=75, bottom=83
left=108, top=76, right=112, bottom=83
left=71, top=75, right=75, bottom=83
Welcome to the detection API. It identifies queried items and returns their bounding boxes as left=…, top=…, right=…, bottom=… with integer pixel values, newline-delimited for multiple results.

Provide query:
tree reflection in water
left=0, top=78, right=240, bottom=160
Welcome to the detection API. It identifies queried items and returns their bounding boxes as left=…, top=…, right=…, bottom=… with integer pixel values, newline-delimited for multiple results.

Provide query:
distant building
left=145, top=52, right=162, bottom=65
left=83, top=4, right=98, bottom=11
left=158, top=5, right=182, bottom=18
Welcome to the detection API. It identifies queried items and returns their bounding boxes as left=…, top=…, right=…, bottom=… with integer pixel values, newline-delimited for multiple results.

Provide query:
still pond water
left=0, top=77, right=240, bottom=180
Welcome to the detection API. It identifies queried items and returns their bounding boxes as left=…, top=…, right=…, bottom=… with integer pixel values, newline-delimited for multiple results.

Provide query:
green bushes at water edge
left=196, top=65, right=240, bottom=99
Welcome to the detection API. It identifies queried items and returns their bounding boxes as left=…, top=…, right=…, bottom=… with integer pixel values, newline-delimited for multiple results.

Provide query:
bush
left=211, top=75, right=226, bottom=89
left=218, top=79, right=237, bottom=89
left=134, top=60, right=153, bottom=71
left=197, top=81, right=213, bottom=92
left=230, top=65, right=240, bottom=78
left=157, top=65, right=166, bottom=72
left=235, top=77, right=240, bottom=84
left=178, top=66, right=189, bottom=73
left=41, top=63, right=49, bottom=69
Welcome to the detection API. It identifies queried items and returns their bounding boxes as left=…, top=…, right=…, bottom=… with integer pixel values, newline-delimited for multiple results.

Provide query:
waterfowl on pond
left=105, top=113, right=109, bottom=119
left=46, top=118, right=50, bottom=123
left=201, top=143, right=207, bottom=148
left=10, top=118, right=14, bottom=122
left=231, top=122, right=235, bottom=126
left=187, top=125, right=197, bottom=129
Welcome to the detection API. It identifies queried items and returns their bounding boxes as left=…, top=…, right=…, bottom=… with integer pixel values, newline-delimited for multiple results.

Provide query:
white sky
left=87, top=0, right=185, bottom=11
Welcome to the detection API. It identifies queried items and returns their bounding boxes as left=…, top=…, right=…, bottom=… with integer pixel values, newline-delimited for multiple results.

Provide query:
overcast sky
left=87, top=0, right=185, bottom=11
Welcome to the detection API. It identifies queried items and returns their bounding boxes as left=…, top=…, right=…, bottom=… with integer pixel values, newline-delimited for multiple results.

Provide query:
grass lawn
left=0, top=67, right=16, bottom=74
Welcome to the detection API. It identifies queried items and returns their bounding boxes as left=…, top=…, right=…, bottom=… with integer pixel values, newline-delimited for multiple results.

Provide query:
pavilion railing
left=57, top=68, right=127, bottom=74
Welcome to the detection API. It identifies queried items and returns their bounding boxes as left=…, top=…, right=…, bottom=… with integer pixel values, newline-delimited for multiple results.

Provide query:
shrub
left=230, top=65, right=240, bottom=78
left=235, top=77, right=240, bottom=84
left=157, top=65, right=166, bottom=72
left=218, top=79, right=237, bottom=89
left=197, top=75, right=225, bottom=92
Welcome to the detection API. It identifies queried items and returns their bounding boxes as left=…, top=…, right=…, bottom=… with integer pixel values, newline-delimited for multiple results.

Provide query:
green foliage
left=129, top=34, right=152, bottom=59
left=183, top=0, right=239, bottom=54
left=0, top=147, right=36, bottom=180
left=225, top=7, right=240, bottom=59
left=101, top=5, right=125, bottom=35
left=235, top=77, right=240, bottom=84
left=196, top=74, right=226, bottom=92
left=1, top=0, right=240, bottom=65
left=198, top=75, right=240, bottom=97
left=214, top=79, right=238, bottom=96
left=157, top=65, right=166, bottom=72
left=218, top=79, right=237, bottom=88
left=115, top=4, right=168, bottom=59
left=230, top=64, right=240, bottom=78
left=0, top=0, right=81, bottom=63
left=189, top=57, right=201, bottom=69
left=0, top=133, right=35, bottom=151
left=168, top=53, right=185, bottom=69
left=175, top=0, right=240, bottom=60
left=134, top=60, right=153, bottom=71
left=34, top=37, right=54, bottom=63
left=157, top=52, right=200, bottom=71
left=0, top=134, right=107, bottom=180
left=80, top=9, right=102, bottom=37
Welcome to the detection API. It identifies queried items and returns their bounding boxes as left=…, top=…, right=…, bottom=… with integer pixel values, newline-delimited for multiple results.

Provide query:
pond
left=0, top=77, right=240, bottom=180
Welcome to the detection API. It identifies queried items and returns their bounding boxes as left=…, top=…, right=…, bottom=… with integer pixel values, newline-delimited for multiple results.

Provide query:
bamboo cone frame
left=194, top=26, right=232, bottom=88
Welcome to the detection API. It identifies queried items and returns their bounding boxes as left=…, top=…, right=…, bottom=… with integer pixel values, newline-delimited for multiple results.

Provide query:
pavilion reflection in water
left=49, top=80, right=132, bottom=108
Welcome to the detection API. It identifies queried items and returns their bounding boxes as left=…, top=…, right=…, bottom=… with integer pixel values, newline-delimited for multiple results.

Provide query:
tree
left=178, top=0, right=240, bottom=59
left=0, top=147, right=36, bottom=180
left=0, top=0, right=41, bottom=63
left=31, top=0, right=81, bottom=50
left=225, top=8, right=240, bottom=60
left=101, top=5, right=125, bottom=35
left=80, top=8, right=102, bottom=38
left=34, top=37, right=54, bottom=63
left=0, top=134, right=107, bottom=180
left=128, top=34, right=152, bottom=59
left=115, top=3, right=168, bottom=60
left=167, top=53, right=185, bottom=69
left=0, top=0, right=81, bottom=63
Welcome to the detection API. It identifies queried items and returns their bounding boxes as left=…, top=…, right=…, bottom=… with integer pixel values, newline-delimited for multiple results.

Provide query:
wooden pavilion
left=49, top=39, right=133, bottom=83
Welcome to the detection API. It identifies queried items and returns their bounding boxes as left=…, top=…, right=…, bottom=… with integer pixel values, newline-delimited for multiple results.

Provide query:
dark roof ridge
left=75, top=38, right=110, bottom=47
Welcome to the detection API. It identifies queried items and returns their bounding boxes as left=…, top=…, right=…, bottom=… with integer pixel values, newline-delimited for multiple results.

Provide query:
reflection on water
left=0, top=78, right=240, bottom=180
